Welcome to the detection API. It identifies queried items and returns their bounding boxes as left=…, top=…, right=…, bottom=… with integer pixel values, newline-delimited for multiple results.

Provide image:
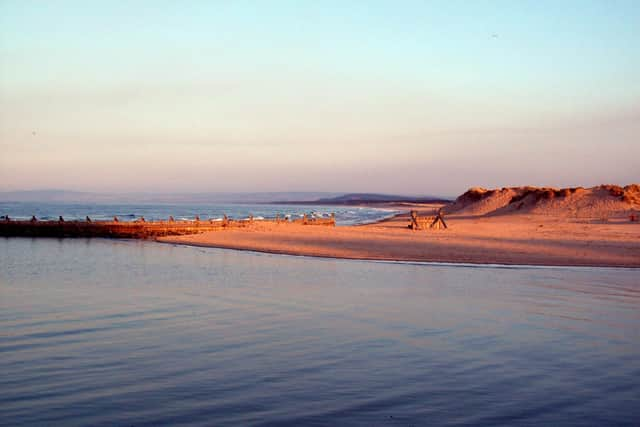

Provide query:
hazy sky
left=1, top=1, right=638, bottom=196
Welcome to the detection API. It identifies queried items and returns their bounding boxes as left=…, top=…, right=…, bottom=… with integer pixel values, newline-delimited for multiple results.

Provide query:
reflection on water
left=1, top=238, right=639, bottom=426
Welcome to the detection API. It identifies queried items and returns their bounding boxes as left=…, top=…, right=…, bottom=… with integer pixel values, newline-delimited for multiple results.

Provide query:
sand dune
left=445, top=184, right=640, bottom=218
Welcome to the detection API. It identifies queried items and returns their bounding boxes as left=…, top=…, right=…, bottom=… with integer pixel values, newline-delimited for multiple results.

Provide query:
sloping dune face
left=445, top=184, right=640, bottom=217
left=444, top=187, right=519, bottom=216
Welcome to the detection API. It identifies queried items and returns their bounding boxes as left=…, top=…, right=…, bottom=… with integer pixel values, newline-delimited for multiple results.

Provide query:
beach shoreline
left=157, top=209, right=640, bottom=268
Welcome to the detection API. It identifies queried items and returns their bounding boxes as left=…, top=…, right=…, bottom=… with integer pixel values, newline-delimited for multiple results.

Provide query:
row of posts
left=2, top=213, right=336, bottom=224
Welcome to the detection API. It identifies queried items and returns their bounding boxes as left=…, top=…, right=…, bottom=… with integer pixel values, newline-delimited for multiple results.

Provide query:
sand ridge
left=158, top=211, right=640, bottom=268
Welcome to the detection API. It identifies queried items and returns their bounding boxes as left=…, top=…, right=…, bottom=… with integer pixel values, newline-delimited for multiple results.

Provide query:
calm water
left=0, top=202, right=399, bottom=226
left=1, top=238, right=639, bottom=426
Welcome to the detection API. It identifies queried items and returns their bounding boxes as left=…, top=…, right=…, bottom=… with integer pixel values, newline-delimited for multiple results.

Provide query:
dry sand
left=158, top=210, right=640, bottom=268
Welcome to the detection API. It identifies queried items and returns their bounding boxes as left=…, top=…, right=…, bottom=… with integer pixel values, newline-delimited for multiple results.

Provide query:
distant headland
left=272, top=193, right=451, bottom=206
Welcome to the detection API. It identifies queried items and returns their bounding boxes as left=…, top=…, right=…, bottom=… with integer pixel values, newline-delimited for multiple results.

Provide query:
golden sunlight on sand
left=158, top=210, right=640, bottom=268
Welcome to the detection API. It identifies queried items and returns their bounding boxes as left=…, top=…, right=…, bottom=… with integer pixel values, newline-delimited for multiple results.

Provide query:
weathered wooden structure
left=0, top=213, right=336, bottom=239
left=291, top=213, right=336, bottom=226
left=408, top=210, right=448, bottom=230
left=0, top=218, right=226, bottom=238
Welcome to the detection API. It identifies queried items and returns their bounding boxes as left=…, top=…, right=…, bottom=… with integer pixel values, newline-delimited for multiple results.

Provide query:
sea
left=1, top=202, right=639, bottom=426
left=0, top=202, right=399, bottom=226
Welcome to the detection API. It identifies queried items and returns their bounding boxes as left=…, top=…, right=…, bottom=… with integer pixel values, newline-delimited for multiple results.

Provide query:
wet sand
left=158, top=211, right=640, bottom=268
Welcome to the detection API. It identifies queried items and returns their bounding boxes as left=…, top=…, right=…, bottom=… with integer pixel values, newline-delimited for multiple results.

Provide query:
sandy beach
left=158, top=210, right=640, bottom=268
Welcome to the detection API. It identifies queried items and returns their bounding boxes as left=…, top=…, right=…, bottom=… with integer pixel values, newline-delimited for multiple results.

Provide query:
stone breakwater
left=0, top=214, right=335, bottom=239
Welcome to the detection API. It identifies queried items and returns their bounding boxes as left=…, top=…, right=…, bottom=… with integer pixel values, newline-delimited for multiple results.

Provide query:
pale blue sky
left=1, top=0, right=638, bottom=195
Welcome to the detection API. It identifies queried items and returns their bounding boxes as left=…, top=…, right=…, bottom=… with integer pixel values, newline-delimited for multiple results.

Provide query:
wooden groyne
left=0, top=213, right=336, bottom=239
left=408, top=210, right=448, bottom=230
left=0, top=218, right=227, bottom=238
left=291, top=213, right=336, bottom=226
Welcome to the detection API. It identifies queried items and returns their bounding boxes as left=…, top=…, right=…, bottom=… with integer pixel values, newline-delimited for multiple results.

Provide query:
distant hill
left=274, top=193, right=451, bottom=205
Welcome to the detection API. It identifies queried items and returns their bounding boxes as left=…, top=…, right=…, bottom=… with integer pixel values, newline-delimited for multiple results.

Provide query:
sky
left=0, top=0, right=638, bottom=196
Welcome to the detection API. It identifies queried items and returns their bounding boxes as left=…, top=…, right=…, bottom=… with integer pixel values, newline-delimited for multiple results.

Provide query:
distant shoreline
left=269, top=198, right=452, bottom=207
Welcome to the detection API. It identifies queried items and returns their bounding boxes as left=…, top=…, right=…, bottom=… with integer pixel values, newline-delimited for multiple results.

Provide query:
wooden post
left=432, top=210, right=448, bottom=229
left=409, top=210, right=420, bottom=230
